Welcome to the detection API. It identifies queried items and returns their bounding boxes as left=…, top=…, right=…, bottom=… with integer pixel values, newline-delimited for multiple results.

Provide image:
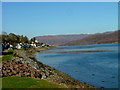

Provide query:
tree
left=30, top=37, right=36, bottom=43
left=2, top=33, right=30, bottom=45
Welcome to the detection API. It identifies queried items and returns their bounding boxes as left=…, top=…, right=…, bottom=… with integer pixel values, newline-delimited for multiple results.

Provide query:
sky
left=2, top=2, right=118, bottom=38
left=1, top=0, right=120, bottom=2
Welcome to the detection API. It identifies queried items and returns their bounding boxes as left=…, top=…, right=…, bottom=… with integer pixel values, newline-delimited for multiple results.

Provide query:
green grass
left=8, top=49, right=14, bottom=53
left=2, top=77, right=66, bottom=88
left=2, top=49, right=15, bottom=62
left=2, top=54, right=13, bottom=62
left=0, top=78, right=2, bottom=89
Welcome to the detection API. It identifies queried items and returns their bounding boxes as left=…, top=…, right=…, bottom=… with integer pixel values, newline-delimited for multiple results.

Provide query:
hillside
left=35, top=34, right=90, bottom=46
left=61, top=30, right=119, bottom=46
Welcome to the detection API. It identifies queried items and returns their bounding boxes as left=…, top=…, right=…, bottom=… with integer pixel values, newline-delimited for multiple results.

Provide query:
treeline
left=1, top=32, right=36, bottom=46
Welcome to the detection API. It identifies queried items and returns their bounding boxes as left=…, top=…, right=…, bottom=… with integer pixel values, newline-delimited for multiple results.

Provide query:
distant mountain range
left=35, top=30, right=119, bottom=46
left=35, top=34, right=90, bottom=45
left=61, top=30, right=119, bottom=46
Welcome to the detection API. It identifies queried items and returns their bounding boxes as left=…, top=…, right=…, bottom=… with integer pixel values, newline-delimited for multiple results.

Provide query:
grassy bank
left=2, top=77, right=66, bottom=88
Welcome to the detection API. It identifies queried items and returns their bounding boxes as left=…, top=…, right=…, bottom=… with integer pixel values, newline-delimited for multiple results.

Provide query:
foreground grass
left=2, top=77, right=66, bottom=88
left=0, top=78, right=1, bottom=89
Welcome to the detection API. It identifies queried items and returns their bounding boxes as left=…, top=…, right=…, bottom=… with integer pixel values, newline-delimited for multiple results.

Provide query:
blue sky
left=2, top=2, right=118, bottom=38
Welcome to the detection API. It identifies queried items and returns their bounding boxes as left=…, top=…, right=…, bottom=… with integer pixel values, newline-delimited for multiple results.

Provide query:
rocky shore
left=2, top=47, right=97, bottom=88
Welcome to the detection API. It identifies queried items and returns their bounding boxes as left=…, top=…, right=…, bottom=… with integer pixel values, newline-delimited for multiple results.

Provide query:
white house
left=35, top=40, right=38, bottom=43
left=9, top=45, right=13, bottom=48
left=30, top=43, right=37, bottom=47
left=16, top=43, right=22, bottom=49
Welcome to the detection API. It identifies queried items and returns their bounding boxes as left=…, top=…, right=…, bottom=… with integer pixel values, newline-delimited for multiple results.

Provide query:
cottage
left=35, top=40, right=38, bottom=43
left=30, top=43, right=37, bottom=48
left=16, top=43, right=22, bottom=49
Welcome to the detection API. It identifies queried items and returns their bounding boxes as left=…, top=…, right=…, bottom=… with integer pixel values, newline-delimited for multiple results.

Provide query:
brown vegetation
left=35, top=34, right=90, bottom=45
left=62, top=30, right=119, bottom=46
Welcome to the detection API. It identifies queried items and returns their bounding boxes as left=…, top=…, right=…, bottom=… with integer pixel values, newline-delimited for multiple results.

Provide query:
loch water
left=36, top=44, right=118, bottom=88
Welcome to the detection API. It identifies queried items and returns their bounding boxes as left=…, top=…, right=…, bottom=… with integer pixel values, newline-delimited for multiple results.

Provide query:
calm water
left=36, top=44, right=118, bottom=88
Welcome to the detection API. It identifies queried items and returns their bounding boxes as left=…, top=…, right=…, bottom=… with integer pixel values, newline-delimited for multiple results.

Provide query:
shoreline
left=60, top=43, right=119, bottom=46
left=25, top=47, right=96, bottom=88
left=2, top=47, right=96, bottom=88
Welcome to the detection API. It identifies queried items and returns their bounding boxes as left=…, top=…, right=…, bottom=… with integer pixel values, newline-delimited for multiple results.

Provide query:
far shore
left=60, top=42, right=119, bottom=46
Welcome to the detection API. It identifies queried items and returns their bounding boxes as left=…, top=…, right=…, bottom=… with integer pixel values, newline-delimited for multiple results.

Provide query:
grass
left=2, top=54, right=13, bottom=62
left=2, top=49, right=15, bottom=62
left=2, top=77, right=66, bottom=88
left=0, top=78, right=1, bottom=89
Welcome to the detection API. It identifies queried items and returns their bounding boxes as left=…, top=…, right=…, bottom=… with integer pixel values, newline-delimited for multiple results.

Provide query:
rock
left=12, top=70, right=17, bottom=74
left=26, top=72, right=30, bottom=76
left=9, top=66, right=13, bottom=70
left=24, top=64, right=28, bottom=68
left=8, top=72, right=12, bottom=76
left=14, top=74, right=21, bottom=77
left=2, top=71, right=8, bottom=77
left=14, top=65, right=18, bottom=68
left=16, top=61, right=22, bottom=64
left=31, top=74, right=35, bottom=78
left=6, top=70, right=10, bottom=73
left=2, top=67, right=6, bottom=70
left=82, top=86, right=85, bottom=88
left=38, top=74, right=42, bottom=79
left=41, top=74, right=47, bottom=79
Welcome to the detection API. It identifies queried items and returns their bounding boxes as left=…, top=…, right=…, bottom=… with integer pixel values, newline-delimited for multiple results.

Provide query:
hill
left=35, top=34, right=90, bottom=45
left=61, top=30, right=119, bottom=46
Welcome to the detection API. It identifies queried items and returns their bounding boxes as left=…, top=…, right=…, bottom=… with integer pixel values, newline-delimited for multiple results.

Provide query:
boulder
left=2, top=60, right=44, bottom=79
